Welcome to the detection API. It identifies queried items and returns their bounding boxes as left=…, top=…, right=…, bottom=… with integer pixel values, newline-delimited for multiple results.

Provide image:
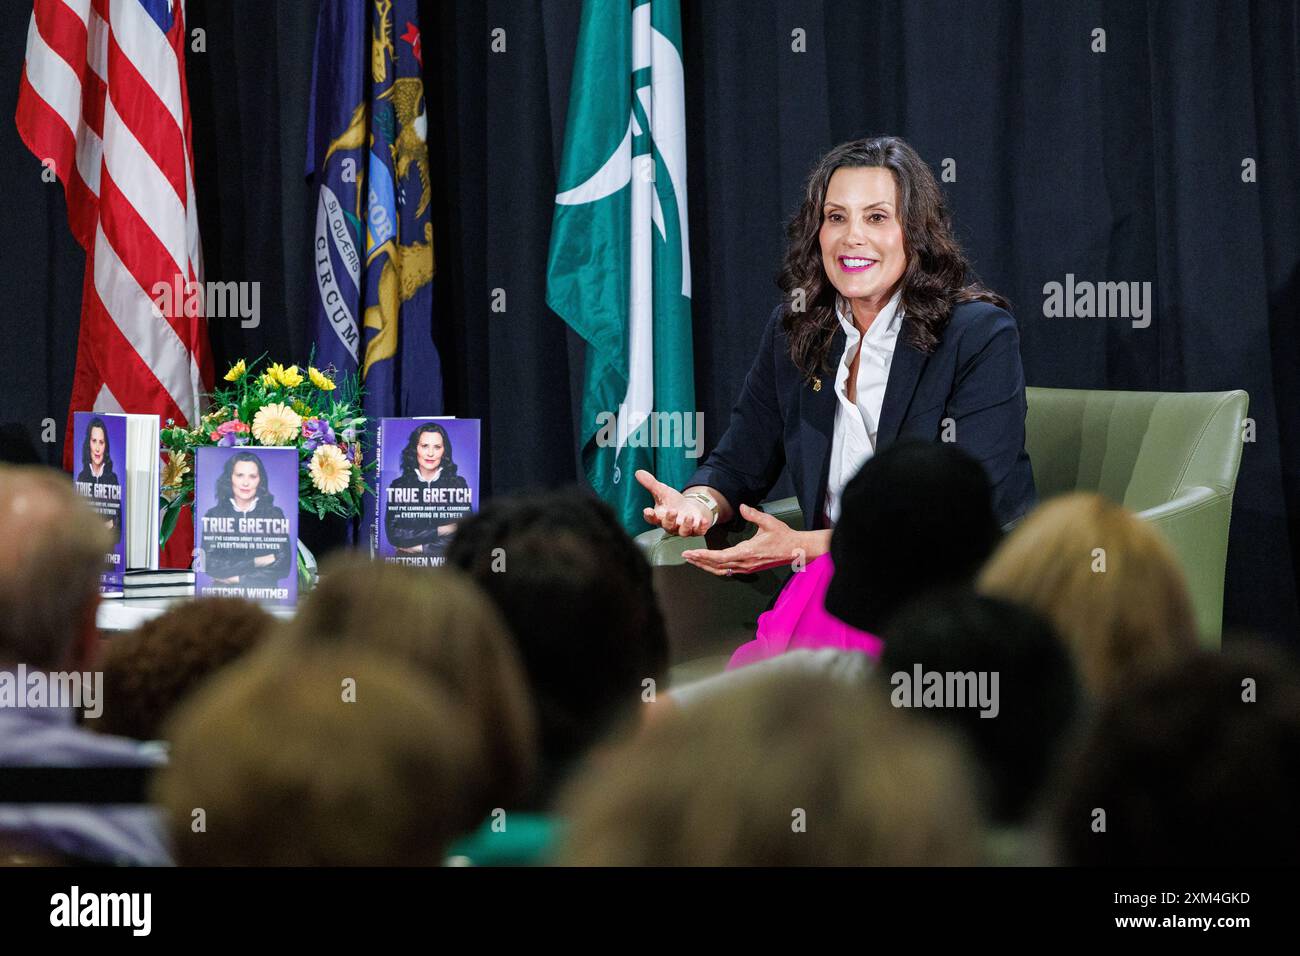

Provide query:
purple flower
left=301, top=418, right=336, bottom=452
left=216, top=432, right=249, bottom=447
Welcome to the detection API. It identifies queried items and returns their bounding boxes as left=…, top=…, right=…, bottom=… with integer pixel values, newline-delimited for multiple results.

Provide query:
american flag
left=16, top=0, right=210, bottom=564
left=15, top=0, right=211, bottom=469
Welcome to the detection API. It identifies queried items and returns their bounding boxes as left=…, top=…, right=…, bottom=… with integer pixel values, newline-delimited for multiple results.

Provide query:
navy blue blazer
left=687, top=300, right=1037, bottom=532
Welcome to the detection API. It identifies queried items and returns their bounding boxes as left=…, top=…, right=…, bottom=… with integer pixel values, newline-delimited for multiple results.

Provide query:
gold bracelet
left=681, top=491, right=719, bottom=526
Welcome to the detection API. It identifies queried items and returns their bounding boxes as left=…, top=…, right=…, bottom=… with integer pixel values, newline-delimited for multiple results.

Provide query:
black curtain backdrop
left=0, top=0, right=1297, bottom=640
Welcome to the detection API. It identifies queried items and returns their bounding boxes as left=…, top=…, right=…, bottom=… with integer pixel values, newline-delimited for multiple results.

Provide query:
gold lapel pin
left=812, top=377, right=822, bottom=392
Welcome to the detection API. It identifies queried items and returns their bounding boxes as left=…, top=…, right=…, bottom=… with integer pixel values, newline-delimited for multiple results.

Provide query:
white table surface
left=97, top=595, right=297, bottom=632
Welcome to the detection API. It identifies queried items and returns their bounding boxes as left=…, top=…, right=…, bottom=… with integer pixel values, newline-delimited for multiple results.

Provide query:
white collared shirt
left=823, top=288, right=904, bottom=526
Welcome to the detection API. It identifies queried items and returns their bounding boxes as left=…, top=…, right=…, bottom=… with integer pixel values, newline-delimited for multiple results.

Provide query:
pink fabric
left=726, top=553, right=883, bottom=670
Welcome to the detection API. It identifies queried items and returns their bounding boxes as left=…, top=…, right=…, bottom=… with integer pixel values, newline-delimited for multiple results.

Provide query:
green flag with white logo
left=546, top=0, right=696, bottom=536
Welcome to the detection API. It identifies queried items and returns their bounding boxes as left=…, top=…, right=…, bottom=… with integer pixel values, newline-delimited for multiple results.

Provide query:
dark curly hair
left=80, top=416, right=115, bottom=477
left=93, top=597, right=275, bottom=741
left=214, top=451, right=275, bottom=508
left=445, top=489, right=669, bottom=805
left=778, top=135, right=1008, bottom=382
left=400, top=422, right=458, bottom=480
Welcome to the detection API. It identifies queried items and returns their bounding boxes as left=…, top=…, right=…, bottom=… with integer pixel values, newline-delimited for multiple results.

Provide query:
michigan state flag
left=547, top=0, right=696, bottom=536
left=306, top=0, right=442, bottom=423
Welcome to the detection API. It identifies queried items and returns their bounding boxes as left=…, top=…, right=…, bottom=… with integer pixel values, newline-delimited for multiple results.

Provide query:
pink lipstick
left=838, top=255, right=876, bottom=273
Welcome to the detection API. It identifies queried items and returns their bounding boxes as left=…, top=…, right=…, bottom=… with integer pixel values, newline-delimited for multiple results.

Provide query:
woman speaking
left=637, top=136, right=1035, bottom=620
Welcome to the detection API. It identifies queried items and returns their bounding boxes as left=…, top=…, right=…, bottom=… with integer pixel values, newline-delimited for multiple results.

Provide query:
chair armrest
left=635, top=495, right=802, bottom=566
left=636, top=495, right=802, bottom=663
left=635, top=526, right=704, bottom=566
left=1137, top=485, right=1232, bottom=648
left=1136, top=485, right=1218, bottom=523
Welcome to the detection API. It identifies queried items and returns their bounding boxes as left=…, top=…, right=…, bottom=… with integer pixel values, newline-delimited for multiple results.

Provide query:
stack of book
left=116, top=569, right=195, bottom=600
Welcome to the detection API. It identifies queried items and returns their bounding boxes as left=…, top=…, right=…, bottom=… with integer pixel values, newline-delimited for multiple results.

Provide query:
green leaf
left=159, top=497, right=183, bottom=548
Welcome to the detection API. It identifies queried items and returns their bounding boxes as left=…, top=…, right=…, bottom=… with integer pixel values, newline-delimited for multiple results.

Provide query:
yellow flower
left=259, top=371, right=277, bottom=388
left=251, top=402, right=302, bottom=445
left=161, top=451, right=190, bottom=494
left=308, top=366, right=336, bottom=391
left=264, top=362, right=303, bottom=388
left=222, top=359, right=247, bottom=382
left=309, top=444, right=351, bottom=495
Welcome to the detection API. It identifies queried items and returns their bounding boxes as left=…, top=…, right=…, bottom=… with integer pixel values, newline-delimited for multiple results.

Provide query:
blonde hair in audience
left=557, top=672, right=983, bottom=866
left=281, top=556, right=537, bottom=810
left=156, top=646, right=486, bottom=866
left=0, top=466, right=112, bottom=669
left=977, top=492, right=1198, bottom=696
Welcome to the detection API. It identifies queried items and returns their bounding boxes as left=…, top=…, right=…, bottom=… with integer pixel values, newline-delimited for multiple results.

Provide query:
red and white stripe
left=16, top=0, right=211, bottom=447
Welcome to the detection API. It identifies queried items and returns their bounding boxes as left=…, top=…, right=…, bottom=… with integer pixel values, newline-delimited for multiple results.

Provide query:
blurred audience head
left=284, top=557, right=536, bottom=812
left=94, top=597, right=275, bottom=741
left=0, top=465, right=111, bottom=671
left=978, top=492, right=1198, bottom=696
left=157, top=646, right=485, bottom=866
left=557, top=671, right=982, bottom=866
left=1049, top=643, right=1300, bottom=866
left=881, top=589, right=1081, bottom=825
left=825, top=441, right=1002, bottom=633
left=446, top=489, right=669, bottom=800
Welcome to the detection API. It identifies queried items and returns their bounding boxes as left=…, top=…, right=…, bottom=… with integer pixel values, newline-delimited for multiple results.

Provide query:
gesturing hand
left=636, top=469, right=713, bottom=537
left=681, top=504, right=805, bottom=576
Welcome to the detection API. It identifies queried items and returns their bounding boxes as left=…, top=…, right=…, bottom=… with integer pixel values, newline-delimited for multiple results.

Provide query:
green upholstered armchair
left=636, top=387, right=1249, bottom=662
left=1021, top=387, right=1248, bottom=648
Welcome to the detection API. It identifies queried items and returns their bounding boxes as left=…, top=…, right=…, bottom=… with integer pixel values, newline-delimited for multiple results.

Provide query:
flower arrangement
left=158, top=356, right=372, bottom=546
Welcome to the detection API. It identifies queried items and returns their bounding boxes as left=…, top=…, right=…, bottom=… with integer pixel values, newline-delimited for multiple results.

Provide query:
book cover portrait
left=194, top=446, right=298, bottom=606
left=375, top=419, right=480, bottom=567
left=72, top=412, right=127, bottom=590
